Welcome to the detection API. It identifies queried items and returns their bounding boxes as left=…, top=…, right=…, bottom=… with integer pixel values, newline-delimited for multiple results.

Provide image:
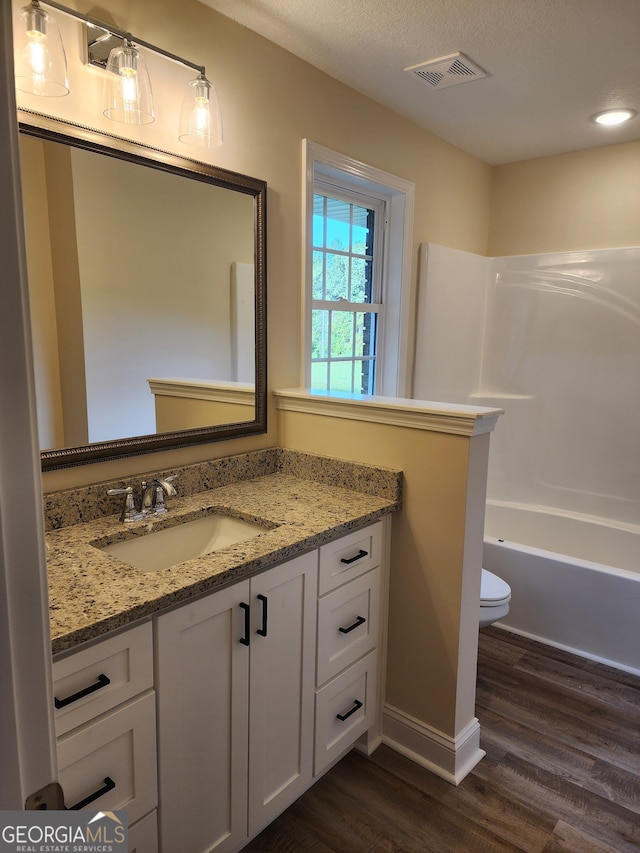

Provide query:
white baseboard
left=382, top=704, right=485, bottom=785
left=355, top=730, right=383, bottom=757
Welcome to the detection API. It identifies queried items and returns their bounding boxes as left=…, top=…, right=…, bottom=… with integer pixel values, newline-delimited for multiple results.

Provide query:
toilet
left=479, top=568, right=511, bottom=628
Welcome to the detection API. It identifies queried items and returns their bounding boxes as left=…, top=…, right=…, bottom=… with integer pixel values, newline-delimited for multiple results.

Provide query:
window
left=302, top=141, right=415, bottom=398
left=311, top=187, right=383, bottom=394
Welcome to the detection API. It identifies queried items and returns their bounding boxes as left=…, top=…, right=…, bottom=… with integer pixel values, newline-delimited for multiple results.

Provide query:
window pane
left=330, top=311, right=355, bottom=358
left=356, top=359, right=376, bottom=395
left=351, top=206, right=371, bottom=255
left=325, top=253, right=349, bottom=301
left=312, top=310, right=329, bottom=359
left=311, top=361, right=328, bottom=391
left=325, top=198, right=351, bottom=252
left=312, top=251, right=325, bottom=299
left=312, top=194, right=325, bottom=248
left=310, top=187, right=382, bottom=396
left=328, top=361, right=353, bottom=393
left=357, top=311, right=377, bottom=357
left=350, top=258, right=372, bottom=302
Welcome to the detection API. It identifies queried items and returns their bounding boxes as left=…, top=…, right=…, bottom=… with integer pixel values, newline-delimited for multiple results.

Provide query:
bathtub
left=483, top=501, right=640, bottom=676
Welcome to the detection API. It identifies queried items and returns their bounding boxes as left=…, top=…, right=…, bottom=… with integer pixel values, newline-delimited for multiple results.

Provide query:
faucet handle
left=154, top=484, right=168, bottom=514
left=107, top=486, right=142, bottom=523
left=154, top=475, right=177, bottom=514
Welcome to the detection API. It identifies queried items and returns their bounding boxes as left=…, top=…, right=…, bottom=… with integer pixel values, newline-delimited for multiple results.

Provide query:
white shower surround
left=414, top=243, right=640, bottom=672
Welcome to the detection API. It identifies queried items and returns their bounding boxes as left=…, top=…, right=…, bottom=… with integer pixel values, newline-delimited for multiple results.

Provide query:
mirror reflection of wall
left=20, top=134, right=255, bottom=451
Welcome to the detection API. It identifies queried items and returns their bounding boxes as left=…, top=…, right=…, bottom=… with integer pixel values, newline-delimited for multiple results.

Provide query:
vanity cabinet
left=155, top=551, right=317, bottom=853
left=51, top=518, right=388, bottom=853
left=52, top=623, right=158, bottom=837
left=314, top=522, right=383, bottom=774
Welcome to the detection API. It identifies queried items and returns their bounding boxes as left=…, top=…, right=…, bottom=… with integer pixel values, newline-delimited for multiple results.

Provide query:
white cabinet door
left=155, top=581, right=250, bottom=853
left=247, top=552, right=317, bottom=836
left=156, top=552, right=318, bottom=850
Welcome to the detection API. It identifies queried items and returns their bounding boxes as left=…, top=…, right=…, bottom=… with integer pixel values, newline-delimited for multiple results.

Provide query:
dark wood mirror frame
left=18, top=112, right=267, bottom=471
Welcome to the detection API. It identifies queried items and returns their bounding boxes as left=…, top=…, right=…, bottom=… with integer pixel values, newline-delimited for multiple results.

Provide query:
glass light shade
left=103, top=43, right=154, bottom=125
left=178, top=74, right=223, bottom=148
left=14, top=2, right=69, bottom=97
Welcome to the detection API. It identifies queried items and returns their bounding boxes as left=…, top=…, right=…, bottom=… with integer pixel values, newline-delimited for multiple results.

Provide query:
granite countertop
left=47, top=471, right=399, bottom=655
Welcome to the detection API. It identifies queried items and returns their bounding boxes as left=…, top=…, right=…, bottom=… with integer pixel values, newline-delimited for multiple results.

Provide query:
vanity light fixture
left=591, top=108, right=637, bottom=127
left=178, top=72, right=222, bottom=148
left=13, top=0, right=222, bottom=146
left=14, top=0, right=69, bottom=97
left=103, top=38, right=154, bottom=125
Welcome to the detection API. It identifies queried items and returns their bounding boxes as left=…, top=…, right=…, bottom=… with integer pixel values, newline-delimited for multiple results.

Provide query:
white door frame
left=0, top=0, right=58, bottom=808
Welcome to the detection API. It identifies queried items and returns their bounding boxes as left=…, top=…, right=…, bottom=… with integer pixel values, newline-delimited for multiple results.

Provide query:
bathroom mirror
left=18, top=112, right=266, bottom=470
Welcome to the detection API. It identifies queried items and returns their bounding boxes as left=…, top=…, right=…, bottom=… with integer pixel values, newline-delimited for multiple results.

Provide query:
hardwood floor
left=245, top=626, right=640, bottom=852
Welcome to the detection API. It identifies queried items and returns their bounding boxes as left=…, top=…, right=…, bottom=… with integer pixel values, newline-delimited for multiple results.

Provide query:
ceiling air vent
left=405, top=52, right=487, bottom=89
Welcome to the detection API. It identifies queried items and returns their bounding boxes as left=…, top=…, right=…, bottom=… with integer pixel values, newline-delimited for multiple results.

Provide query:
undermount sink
left=98, top=513, right=270, bottom=572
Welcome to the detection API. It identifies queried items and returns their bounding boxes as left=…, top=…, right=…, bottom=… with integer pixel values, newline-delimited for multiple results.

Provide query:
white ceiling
left=197, top=0, right=640, bottom=165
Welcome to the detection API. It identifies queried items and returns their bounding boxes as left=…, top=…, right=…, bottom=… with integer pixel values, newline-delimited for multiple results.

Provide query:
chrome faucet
left=141, top=475, right=177, bottom=516
left=108, top=475, right=177, bottom=523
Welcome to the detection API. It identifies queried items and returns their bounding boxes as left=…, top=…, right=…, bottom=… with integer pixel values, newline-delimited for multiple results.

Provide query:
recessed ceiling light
left=592, top=109, right=637, bottom=127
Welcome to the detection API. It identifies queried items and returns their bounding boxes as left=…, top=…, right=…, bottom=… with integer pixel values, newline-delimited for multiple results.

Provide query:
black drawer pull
left=336, top=699, right=363, bottom=722
left=257, top=594, right=268, bottom=637
left=67, top=776, right=116, bottom=810
left=54, top=673, right=111, bottom=709
left=340, top=549, right=368, bottom=565
left=339, top=615, right=366, bottom=635
left=239, top=602, right=250, bottom=645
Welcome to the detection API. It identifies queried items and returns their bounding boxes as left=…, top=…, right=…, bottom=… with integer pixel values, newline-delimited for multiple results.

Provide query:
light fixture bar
left=36, top=0, right=205, bottom=75
left=16, top=0, right=222, bottom=145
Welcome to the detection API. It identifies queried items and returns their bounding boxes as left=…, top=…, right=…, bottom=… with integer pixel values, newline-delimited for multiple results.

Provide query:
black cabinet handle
left=339, top=615, right=366, bottom=635
left=54, top=674, right=111, bottom=709
left=67, top=776, right=116, bottom=810
left=336, top=699, right=363, bottom=722
left=257, top=594, right=268, bottom=637
left=239, top=602, right=250, bottom=645
left=340, top=549, right=368, bottom=565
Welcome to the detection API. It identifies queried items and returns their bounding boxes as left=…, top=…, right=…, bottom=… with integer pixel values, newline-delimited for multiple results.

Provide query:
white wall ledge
left=274, top=389, right=503, bottom=437
left=148, top=378, right=255, bottom=406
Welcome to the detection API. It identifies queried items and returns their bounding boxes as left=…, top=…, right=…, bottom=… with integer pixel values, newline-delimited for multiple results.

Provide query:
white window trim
left=301, top=139, right=415, bottom=397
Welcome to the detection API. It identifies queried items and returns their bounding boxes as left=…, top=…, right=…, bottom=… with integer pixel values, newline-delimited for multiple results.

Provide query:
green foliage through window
left=311, top=191, right=380, bottom=395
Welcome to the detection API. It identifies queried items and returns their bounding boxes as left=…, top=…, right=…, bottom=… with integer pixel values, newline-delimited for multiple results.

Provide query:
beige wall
left=18, top=0, right=639, bottom=769
left=488, top=140, right=640, bottom=256
left=21, top=135, right=88, bottom=450
left=17, top=0, right=494, bottom=749
left=20, top=135, right=64, bottom=450
left=155, top=395, right=254, bottom=431
left=13, top=0, right=493, bottom=492
left=16, top=0, right=639, bottom=491
left=278, top=408, right=490, bottom=738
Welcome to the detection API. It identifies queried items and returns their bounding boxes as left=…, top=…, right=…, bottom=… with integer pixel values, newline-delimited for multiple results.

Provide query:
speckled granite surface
left=46, top=450, right=402, bottom=656
left=43, top=449, right=281, bottom=531
left=43, top=448, right=402, bottom=531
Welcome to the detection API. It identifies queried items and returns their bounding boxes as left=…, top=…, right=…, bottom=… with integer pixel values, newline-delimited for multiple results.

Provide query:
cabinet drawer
left=318, top=521, right=382, bottom=594
left=128, top=810, right=158, bottom=853
left=57, top=691, right=157, bottom=826
left=314, top=651, right=377, bottom=775
left=317, top=567, right=380, bottom=686
left=53, top=622, right=153, bottom=736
